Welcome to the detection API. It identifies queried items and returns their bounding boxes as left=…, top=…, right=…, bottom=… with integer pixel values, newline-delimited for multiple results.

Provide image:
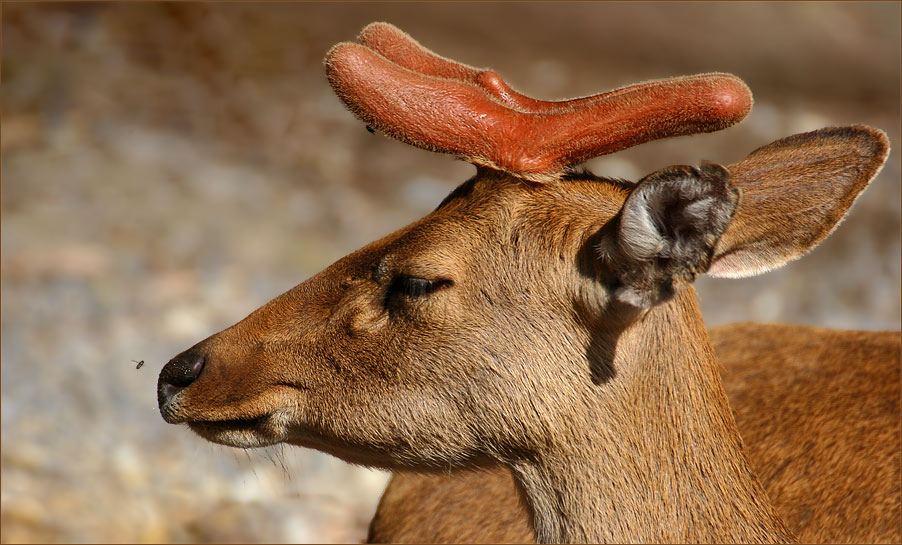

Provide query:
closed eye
left=386, top=276, right=453, bottom=300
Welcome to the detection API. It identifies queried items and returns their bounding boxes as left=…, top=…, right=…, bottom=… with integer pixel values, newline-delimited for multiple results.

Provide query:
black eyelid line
left=388, top=275, right=454, bottom=298
left=398, top=276, right=433, bottom=297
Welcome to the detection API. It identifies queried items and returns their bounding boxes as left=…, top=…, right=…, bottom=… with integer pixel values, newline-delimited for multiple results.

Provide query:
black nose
left=158, top=348, right=206, bottom=406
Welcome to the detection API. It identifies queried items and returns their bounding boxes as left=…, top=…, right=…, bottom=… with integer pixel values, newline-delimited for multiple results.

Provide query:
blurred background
left=2, top=2, right=899, bottom=543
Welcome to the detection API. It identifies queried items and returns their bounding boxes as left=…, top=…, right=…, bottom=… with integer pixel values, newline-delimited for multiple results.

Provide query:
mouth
left=158, top=381, right=302, bottom=449
left=186, top=413, right=287, bottom=448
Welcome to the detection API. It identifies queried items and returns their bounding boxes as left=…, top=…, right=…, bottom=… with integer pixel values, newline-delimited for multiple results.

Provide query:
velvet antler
left=326, top=22, right=753, bottom=183
left=357, top=22, right=546, bottom=113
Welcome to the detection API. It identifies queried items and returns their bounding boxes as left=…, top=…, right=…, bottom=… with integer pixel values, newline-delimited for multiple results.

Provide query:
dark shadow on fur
left=574, top=220, right=646, bottom=386
left=562, top=167, right=637, bottom=190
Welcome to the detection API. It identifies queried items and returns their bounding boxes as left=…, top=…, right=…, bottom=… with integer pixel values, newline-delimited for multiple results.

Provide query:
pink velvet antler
left=357, top=22, right=545, bottom=113
left=326, top=23, right=753, bottom=183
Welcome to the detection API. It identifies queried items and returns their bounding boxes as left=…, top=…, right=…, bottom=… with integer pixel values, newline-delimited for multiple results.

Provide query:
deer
left=157, top=22, right=899, bottom=544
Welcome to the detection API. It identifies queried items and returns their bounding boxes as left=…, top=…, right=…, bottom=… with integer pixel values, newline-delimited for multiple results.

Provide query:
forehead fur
left=430, top=170, right=629, bottom=251
left=438, top=170, right=628, bottom=217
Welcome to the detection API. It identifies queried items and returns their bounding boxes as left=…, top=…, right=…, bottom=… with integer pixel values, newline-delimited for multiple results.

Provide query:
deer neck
left=510, top=288, right=794, bottom=544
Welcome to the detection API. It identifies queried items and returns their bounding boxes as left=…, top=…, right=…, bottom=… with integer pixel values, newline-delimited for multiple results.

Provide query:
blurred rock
left=0, top=114, right=45, bottom=152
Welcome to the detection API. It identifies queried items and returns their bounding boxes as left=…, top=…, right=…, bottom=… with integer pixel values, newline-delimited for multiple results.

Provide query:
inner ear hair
left=598, top=162, right=740, bottom=309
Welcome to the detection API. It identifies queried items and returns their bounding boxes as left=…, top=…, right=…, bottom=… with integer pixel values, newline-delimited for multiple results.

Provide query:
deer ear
left=603, top=163, right=740, bottom=308
left=707, top=126, right=890, bottom=278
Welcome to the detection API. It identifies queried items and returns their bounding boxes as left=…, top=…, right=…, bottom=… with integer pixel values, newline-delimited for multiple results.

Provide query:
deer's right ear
left=707, top=126, right=890, bottom=278
left=600, top=162, right=740, bottom=309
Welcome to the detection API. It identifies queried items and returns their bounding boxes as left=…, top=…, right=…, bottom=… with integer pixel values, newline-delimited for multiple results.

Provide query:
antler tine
left=326, top=27, right=753, bottom=183
left=326, top=43, right=513, bottom=170
left=357, top=23, right=479, bottom=86
left=358, top=22, right=753, bottom=121
left=358, top=22, right=547, bottom=113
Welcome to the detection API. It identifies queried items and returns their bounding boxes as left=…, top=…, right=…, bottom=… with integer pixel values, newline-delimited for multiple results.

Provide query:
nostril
left=157, top=349, right=206, bottom=418
left=159, top=350, right=206, bottom=389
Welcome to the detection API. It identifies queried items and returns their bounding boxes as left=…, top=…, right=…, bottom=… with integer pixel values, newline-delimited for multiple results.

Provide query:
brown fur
left=369, top=325, right=902, bottom=543
left=719, top=324, right=902, bottom=542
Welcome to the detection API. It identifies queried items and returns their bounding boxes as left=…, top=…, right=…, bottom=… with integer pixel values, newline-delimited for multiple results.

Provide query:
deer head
left=158, top=23, right=889, bottom=542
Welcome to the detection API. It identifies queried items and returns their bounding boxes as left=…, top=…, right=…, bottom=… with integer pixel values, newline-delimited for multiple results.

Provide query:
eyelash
left=387, top=276, right=452, bottom=299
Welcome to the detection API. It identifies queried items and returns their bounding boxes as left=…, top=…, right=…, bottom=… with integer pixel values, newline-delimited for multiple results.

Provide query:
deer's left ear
left=706, top=126, right=889, bottom=278
left=600, top=163, right=740, bottom=309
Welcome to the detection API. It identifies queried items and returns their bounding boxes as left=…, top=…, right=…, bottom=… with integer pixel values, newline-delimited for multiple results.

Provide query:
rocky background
left=2, top=3, right=899, bottom=543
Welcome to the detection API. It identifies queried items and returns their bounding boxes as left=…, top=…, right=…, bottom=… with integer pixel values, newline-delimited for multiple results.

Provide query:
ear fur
left=599, top=163, right=740, bottom=308
left=708, top=126, right=890, bottom=277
